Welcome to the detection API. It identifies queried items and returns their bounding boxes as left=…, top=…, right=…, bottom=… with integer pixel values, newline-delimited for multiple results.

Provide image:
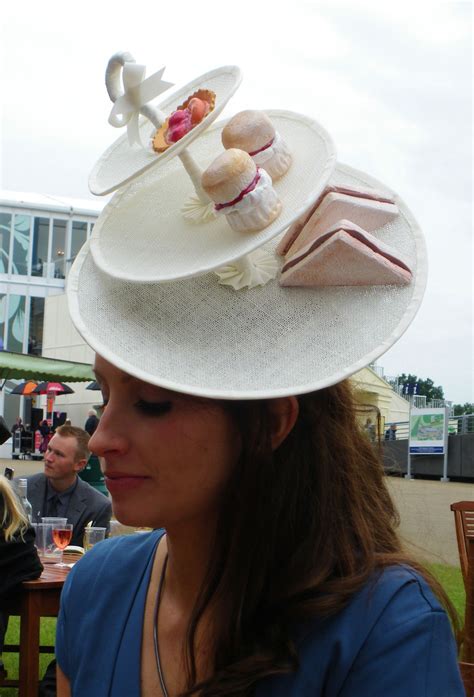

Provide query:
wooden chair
left=452, top=502, right=474, bottom=695
left=451, top=501, right=474, bottom=587
left=462, top=537, right=474, bottom=662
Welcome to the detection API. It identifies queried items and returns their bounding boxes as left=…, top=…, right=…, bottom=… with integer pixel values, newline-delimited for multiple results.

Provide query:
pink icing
left=165, top=98, right=211, bottom=144
left=167, top=109, right=192, bottom=143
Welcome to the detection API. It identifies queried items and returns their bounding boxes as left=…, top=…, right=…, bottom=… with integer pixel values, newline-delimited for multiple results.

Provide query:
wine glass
left=52, top=523, right=73, bottom=567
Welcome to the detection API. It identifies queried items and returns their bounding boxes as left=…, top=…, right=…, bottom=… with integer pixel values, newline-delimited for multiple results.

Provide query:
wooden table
left=2, top=562, right=72, bottom=697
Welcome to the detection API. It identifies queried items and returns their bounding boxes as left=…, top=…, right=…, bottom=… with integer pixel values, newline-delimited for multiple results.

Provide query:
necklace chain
left=153, top=553, right=169, bottom=697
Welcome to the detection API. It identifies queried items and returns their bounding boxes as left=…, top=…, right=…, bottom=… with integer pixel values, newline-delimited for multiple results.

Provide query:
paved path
left=387, top=476, right=474, bottom=567
left=0, top=457, right=44, bottom=478
left=2, top=457, right=472, bottom=566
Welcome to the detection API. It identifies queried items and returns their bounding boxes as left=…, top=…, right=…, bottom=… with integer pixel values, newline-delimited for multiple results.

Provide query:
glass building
left=0, top=190, right=103, bottom=431
left=0, top=191, right=102, bottom=355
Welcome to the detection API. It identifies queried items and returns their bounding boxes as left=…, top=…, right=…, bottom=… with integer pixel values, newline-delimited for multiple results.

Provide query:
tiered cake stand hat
left=67, top=53, right=427, bottom=399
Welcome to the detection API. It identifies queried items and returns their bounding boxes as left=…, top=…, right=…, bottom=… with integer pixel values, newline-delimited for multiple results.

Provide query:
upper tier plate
left=89, top=109, right=337, bottom=282
left=89, top=65, right=242, bottom=195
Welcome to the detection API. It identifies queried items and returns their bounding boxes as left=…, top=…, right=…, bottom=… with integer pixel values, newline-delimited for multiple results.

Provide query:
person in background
left=84, top=409, right=99, bottom=436
left=11, top=417, right=25, bottom=435
left=0, top=475, right=43, bottom=681
left=363, top=417, right=376, bottom=442
left=39, top=419, right=51, bottom=454
left=385, top=423, right=398, bottom=441
left=23, top=425, right=112, bottom=546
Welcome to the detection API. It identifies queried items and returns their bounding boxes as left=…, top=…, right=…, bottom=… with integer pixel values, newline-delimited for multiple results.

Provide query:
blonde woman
left=0, top=475, right=43, bottom=677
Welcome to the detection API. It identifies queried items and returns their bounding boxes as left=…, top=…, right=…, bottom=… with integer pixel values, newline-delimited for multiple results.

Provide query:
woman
left=0, top=475, right=43, bottom=677
left=56, top=65, right=462, bottom=693
left=0, top=475, right=43, bottom=598
left=55, top=358, right=462, bottom=696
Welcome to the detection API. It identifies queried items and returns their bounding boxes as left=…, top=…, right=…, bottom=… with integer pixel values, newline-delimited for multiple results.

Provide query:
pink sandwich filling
left=248, top=137, right=275, bottom=157
left=282, top=225, right=411, bottom=274
left=279, top=187, right=397, bottom=256
left=215, top=170, right=262, bottom=211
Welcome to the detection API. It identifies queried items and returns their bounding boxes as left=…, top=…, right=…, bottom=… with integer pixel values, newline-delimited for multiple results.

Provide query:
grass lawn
left=428, top=562, right=466, bottom=620
left=1, top=617, right=55, bottom=696
left=0, top=564, right=465, bottom=695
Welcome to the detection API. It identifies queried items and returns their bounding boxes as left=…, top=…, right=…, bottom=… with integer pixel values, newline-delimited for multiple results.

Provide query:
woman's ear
left=267, top=396, right=299, bottom=450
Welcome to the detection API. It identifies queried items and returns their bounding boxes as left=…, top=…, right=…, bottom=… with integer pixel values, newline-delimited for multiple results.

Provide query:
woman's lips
left=104, top=473, right=151, bottom=494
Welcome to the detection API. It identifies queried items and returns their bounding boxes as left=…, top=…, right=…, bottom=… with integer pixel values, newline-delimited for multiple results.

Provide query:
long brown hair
left=181, top=380, right=457, bottom=696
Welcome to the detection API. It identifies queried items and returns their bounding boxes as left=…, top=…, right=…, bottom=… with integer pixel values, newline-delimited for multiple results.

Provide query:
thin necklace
left=153, top=552, right=169, bottom=697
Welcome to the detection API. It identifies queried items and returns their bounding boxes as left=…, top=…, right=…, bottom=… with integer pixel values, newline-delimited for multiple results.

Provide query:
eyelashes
left=98, top=398, right=172, bottom=417
left=135, top=400, right=172, bottom=417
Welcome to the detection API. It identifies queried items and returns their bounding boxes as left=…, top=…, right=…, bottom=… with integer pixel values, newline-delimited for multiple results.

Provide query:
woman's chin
left=112, top=506, right=161, bottom=530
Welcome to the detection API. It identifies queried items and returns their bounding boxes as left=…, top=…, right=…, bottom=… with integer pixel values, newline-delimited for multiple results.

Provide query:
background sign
left=409, top=408, right=448, bottom=455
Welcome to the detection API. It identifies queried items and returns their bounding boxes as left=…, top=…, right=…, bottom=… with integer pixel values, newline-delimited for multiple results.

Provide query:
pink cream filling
left=248, top=137, right=275, bottom=157
left=215, top=170, right=262, bottom=211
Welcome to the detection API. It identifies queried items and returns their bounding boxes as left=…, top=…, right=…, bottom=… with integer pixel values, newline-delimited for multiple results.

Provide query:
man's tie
left=49, top=494, right=61, bottom=517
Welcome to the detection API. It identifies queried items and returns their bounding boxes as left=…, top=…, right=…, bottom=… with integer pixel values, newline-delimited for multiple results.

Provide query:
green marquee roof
left=0, top=351, right=94, bottom=383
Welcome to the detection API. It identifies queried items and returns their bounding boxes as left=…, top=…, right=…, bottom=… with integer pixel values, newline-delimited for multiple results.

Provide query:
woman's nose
left=88, top=407, right=128, bottom=456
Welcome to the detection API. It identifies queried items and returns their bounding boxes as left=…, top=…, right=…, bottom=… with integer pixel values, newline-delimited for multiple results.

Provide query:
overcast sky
left=1, top=2, right=472, bottom=402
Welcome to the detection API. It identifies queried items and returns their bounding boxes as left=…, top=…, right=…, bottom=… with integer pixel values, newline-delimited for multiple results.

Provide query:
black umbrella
left=86, top=381, right=101, bottom=390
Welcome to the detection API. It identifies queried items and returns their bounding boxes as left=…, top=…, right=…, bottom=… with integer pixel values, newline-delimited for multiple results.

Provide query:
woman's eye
left=135, top=400, right=172, bottom=416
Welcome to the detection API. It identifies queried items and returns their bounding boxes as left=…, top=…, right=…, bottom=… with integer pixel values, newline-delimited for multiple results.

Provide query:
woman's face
left=90, top=355, right=241, bottom=529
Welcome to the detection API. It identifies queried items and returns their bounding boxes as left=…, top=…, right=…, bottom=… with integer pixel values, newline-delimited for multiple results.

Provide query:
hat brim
left=89, top=110, right=337, bottom=282
left=67, top=163, right=426, bottom=400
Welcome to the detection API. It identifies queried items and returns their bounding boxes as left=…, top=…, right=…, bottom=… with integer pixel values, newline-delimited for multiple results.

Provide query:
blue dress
left=56, top=530, right=463, bottom=696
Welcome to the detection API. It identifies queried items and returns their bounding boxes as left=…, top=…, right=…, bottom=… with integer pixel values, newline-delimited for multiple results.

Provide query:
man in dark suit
left=25, top=424, right=112, bottom=547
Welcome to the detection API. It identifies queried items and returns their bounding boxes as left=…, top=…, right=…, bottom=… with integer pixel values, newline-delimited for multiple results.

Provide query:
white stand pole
left=146, top=105, right=211, bottom=205
left=440, top=406, right=450, bottom=482
left=405, top=402, right=414, bottom=479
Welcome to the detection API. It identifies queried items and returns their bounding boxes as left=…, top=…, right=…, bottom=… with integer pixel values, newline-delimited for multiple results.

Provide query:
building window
left=28, top=296, right=44, bottom=355
left=32, top=217, right=49, bottom=277
left=69, top=221, right=87, bottom=272
left=52, top=219, right=67, bottom=279
left=6, top=294, right=26, bottom=353
left=12, top=215, right=31, bottom=276
left=0, top=213, right=11, bottom=274
left=0, top=293, right=6, bottom=350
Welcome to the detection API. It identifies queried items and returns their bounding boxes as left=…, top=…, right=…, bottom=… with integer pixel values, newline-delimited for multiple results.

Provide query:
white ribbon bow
left=108, top=63, right=173, bottom=147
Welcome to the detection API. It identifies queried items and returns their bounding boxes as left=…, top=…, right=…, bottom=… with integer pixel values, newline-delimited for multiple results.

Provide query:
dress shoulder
left=257, top=565, right=463, bottom=697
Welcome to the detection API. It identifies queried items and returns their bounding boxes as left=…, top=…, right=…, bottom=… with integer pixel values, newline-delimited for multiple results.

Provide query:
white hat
left=67, top=60, right=426, bottom=399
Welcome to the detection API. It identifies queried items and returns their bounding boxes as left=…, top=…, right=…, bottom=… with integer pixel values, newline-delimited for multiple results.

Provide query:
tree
left=394, top=374, right=445, bottom=401
left=453, top=403, right=474, bottom=416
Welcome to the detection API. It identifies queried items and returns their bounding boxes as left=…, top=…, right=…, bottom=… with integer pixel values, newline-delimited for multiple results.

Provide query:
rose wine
left=52, top=528, right=72, bottom=550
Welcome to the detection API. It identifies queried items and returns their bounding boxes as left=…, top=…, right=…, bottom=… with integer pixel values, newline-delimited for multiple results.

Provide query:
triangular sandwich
left=277, top=184, right=399, bottom=258
left=280, top=219, right=412, bottom=287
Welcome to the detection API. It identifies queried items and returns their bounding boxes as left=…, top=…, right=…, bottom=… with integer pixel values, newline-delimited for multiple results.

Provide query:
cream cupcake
left=202, top=149, right=281, bottom=233
left=221, top=110, right=292, bottom=180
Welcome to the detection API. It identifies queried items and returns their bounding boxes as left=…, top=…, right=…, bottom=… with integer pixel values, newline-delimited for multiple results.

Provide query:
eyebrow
left=48, top=446, right=66, bottom=457
left=93, top=369, right=134, bottom=385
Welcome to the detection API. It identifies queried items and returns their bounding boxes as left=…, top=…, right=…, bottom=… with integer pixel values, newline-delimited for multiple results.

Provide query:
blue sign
left=409, top=446, right=444, bottom=454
